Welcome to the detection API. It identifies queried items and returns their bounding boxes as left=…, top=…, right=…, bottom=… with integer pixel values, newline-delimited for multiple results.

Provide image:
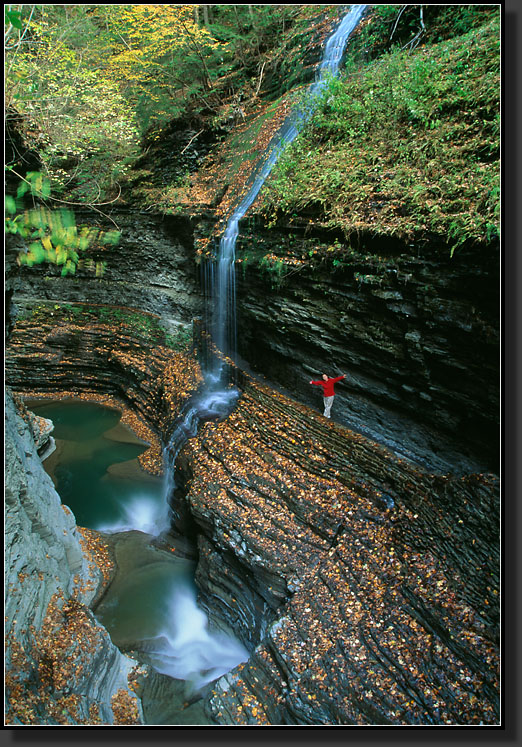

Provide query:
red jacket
left=310, top=375, right=345, bottom=397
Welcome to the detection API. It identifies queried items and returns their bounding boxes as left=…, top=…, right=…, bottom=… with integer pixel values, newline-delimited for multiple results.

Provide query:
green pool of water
left=27, top=398, right=165, bottom=532
left=26, top=397, right=249, bottom=723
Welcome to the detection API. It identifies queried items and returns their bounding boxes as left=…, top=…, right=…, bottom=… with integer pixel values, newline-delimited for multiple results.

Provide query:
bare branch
left=401, top=5, right=426, bottom=52
left=389, top=5, right=407, bottom=42
left=254, top=60, right=266, bottom=98
left=180, top=130, right=204, bottom=155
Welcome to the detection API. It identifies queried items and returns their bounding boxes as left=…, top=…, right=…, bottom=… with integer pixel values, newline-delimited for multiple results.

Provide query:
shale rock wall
left=4, top=389, right=143, bottom=725
left=176, top=371, right=499, bottom=726
left=4, top=306, right=499, bottom=726
left=6, top=210, right=203, bottom=335
left=5, top=207, right=499, bottom=726
left=4, top=311, right=204, bottom=726
left=233, top=222, right=500, bottom=476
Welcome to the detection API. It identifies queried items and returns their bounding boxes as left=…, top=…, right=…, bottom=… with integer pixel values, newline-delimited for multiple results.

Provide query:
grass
left=257, top=14, right=500, bottom=255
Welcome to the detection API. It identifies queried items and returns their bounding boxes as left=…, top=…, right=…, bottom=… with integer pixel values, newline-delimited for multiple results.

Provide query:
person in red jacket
left=309, top=373, right=346, bottom=419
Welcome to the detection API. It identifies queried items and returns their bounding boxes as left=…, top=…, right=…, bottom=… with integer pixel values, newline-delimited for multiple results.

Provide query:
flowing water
left=207, top=4, right=367, bottom=373
left=29, top=397, right=248, bottom=707
left=28, top=7, right=367, bottom=719
left=27, top=399, right=165, bottom=531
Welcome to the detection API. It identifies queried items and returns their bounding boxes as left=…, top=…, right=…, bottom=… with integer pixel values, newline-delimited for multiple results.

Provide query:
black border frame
left=3, top=1, right=518, bottom=745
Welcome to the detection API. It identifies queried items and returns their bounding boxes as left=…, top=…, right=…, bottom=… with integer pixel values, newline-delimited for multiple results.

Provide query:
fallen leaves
left=182, top=369, right=499, bottom=726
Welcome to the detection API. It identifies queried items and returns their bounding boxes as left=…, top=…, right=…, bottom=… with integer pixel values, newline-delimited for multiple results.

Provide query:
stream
left=25, top=7, right=367, bottom=725
left=28, top=396, right=248, bottom=724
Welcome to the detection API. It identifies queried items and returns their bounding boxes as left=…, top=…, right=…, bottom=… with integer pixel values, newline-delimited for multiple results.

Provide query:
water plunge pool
left=26, top=397, right=249, bottom=723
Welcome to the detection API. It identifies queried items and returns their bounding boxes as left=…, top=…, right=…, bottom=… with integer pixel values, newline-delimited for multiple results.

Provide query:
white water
left=97, top=493, right=171, bottom=535
left=210, top=4, right=367, bottom=371
left=143, top=582, right=249, bottom=692
left=98, top=383, right=240, bottom=536
left=100, top=6, right=366, bottom=693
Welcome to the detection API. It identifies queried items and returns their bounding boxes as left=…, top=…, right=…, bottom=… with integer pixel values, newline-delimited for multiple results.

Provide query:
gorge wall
left=6, top=209, right=203, bottom=339
left=232, top=220, right=499, bottom=476
left=5, top=389, right=143, bottom=725
left=4, top=306, right=205, bottom=725
left=5, top=306, right=500, bottom=725
left=7, top=200, right=499, bottom=478
left=5, top=189, right=500, bottom=726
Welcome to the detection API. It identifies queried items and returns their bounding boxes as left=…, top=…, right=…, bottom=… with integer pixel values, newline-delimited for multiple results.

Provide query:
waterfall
left=208, top=4, right=367, bottom=377
left=102, top=5, right=367, bottom=694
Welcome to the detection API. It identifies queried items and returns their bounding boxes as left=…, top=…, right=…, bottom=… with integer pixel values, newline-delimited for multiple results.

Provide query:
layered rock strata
left=5, top=209, right=203, bottom=333
left=232, top=224, right=499, bottom=476
left=5, top=304, right=499, bottom=726
left=176, top=371, right=499, bottom=725
left=4, top=310, right=205, bottom=725
left=4, top=390, right=143, bottom=725
left=5, top=302, right=203, bottom=475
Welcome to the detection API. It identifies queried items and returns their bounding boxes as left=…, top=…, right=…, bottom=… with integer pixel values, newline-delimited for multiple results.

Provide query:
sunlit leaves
left=9, top=190, right=120, bottom=277
left=5, top=6, right=140, bottom=201
left=97, top=4, right=229, bottom=130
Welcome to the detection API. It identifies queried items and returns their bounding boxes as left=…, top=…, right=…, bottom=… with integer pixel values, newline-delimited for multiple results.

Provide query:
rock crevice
left=4, top=389, right=143, bottom=726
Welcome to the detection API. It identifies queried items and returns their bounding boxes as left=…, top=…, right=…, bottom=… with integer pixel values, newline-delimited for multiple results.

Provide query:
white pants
left=323, top=396, right=334, bottom=418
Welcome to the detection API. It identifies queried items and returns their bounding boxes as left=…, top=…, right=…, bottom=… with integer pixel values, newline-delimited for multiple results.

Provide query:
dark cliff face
left=4, top=298, right=499, bottom=726
left=6, top=200, right=499, bottom=479
left=232, top=222, right=499, bottom=476
left=6, top=210, right=203, bottom=329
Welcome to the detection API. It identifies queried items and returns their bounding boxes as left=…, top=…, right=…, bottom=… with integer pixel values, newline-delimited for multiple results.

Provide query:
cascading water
left=99, top=5, right=367, bottom=698
left=207, top=4, right=367, bottom=377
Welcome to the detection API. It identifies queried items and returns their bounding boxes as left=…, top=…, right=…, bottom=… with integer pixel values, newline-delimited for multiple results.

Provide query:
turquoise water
left=28, top=397, right=249, bottom=712
left=28, top=399, right=165, bottom=531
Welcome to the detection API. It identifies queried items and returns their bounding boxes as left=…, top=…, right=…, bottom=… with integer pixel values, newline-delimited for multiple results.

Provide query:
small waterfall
left=102, top=6, right=367, bottom=695
left=208, top=4, right=367, bottom=376
left=141, top=581, right=249, bottom=693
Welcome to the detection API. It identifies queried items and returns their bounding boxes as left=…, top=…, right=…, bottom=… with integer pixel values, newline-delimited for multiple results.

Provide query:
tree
left=5, top=5, right=140, bottom=202
left=96, top=5, right=230, bottom=127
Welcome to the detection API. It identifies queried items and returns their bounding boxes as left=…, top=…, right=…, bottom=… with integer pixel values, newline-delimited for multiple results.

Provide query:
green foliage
left=342, top=4, right=499, bottom=66
left=4, top=4, right=317, bottom=204
left=5, top=8, right=23, bottom=30
left=259, top=254, right=285, bottom=288
left=6, top=172, right=119, bottom=277
left=164, top=326, right=193, bottom=352
left=5, top=5, right=140, bottom=202
left=259, top=13, right=500, bottom=253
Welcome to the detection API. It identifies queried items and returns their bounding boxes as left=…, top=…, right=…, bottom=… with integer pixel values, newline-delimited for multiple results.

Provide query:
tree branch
left=9, top=169, right=122, bottom=230
left=180, top=130, right=204, bottom=155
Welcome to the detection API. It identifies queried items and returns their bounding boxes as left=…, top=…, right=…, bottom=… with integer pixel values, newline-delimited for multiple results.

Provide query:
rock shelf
left=5, top=305, right=499, bottom=725
left=178, top=372, right=499, bottom=725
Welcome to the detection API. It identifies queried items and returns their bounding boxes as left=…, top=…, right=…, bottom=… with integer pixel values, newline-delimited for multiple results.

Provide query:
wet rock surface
left=4, top=389, right=143, bottom=725
left=5, top=303, right=203, bottom=475
left=5, top=226, right=499, bottom=724
left=5, top=312, right=499, bottom=725
left=233, top=224, right=499, bottom=476
left=175, top=371, right=499, bottom=725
